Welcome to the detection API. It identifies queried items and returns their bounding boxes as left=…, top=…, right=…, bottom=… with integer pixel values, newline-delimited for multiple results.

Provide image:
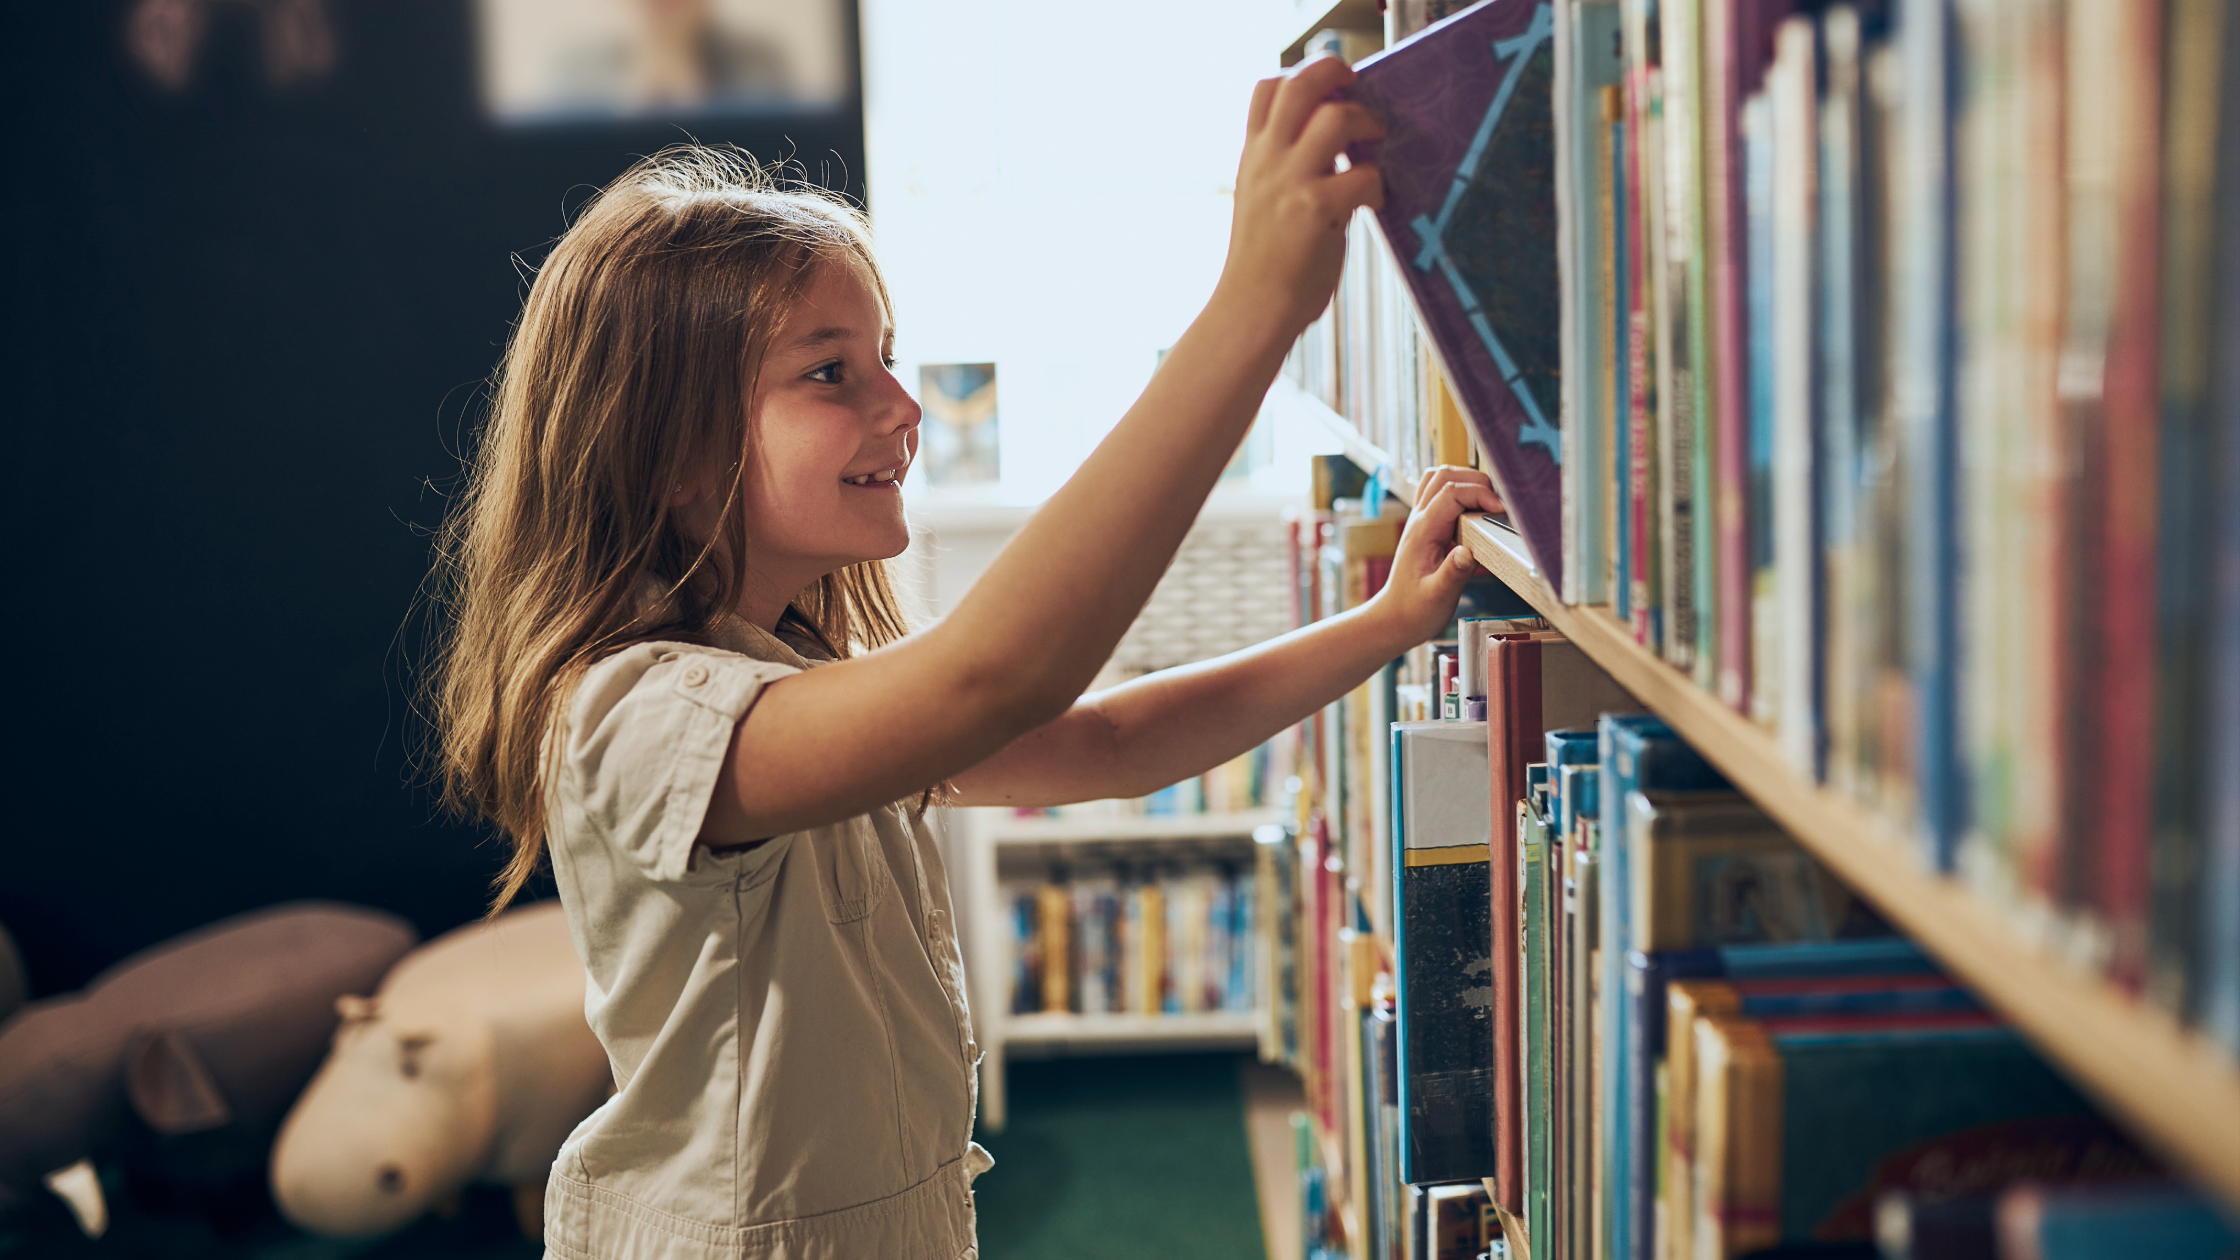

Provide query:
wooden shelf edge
left=1458, top=513, right=2240, bottom=1211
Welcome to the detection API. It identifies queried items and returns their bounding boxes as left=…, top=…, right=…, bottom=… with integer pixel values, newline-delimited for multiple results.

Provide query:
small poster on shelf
left=475, top=0, right=849, bottom=124
left=918, top=363, right=999, bottom=487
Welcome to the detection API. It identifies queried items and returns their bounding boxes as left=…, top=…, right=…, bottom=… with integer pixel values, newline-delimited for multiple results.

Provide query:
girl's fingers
left=1265, top=54, right=1357, bottom=145
left=1247, top=76, right=1280, bottom=136
left=1322, top=159, right=1385, bottom=216
left=1416, top=466, right=1504, bottom=514
left=1295, top=101, right=1388, bottom=173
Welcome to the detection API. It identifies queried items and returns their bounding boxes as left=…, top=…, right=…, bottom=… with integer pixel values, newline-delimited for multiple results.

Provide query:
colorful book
left=1348, top=0, right=1567, bottom=588
left=2208, top=0, right=2240, bottom=1059
left=2145, top=0, right=2228, bottom=1021
left=1625, top=0, right=1663, bottom=649
left=1560, top=0, right=1627, bottom=607
left=1595, top=714, right=1731, bottom=1260
left=1655, top=0, right=1702, bottom=677
left=1490, top=636, right=1638, bottom=1211
left=1769, top=15, right=1824, bottom=779
left=1392, top=720, right=1499, bottom=1185
left=1691, top=1018, right=2098, bottom=1255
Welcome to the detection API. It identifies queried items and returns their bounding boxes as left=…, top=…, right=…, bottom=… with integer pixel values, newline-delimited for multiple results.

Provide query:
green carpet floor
left=973, top=1052, right=1265, bottom=1260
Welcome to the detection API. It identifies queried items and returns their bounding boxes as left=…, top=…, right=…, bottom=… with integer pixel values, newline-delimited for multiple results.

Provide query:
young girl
left=432, top=54, right=1502, bottom=1260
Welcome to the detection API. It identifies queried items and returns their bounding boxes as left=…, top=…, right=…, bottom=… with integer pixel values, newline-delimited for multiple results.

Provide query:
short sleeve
left=560, top=642, right=798, bottom=883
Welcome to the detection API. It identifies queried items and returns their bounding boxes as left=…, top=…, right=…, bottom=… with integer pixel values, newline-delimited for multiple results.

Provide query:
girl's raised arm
left=699, top=55, right=1385, bottom=844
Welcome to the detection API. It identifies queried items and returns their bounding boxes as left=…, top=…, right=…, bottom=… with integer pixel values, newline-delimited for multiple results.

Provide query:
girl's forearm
left=955, top=598, right=1416, bottom=807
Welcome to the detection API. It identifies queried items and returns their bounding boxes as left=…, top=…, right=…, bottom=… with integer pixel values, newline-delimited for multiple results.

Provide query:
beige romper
left=540, top=616, right=989, bottom=1260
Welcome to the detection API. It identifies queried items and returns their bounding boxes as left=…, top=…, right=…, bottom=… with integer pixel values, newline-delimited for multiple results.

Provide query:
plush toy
left=0, top=902, right=419, bottom=1228
left=269, top=900, right=609, bottom=1241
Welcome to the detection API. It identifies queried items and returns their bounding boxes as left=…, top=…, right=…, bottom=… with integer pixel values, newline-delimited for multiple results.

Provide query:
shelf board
left=1004, top=1010, right=1261, bottom=1047
left=981, top=808, right=1283, bottom=846
left=1457, top=513, right=2240, bottom=1211
left=1279, top=0, right=1384, bottom=66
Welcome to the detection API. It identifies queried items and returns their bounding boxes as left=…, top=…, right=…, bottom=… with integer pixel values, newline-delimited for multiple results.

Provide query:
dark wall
left=0, top=0, right=864, bottom=996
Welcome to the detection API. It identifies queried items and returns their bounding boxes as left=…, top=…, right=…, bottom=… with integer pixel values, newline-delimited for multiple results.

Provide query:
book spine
left=1613, top=89, right=1636, bottom=624
left=1996, top=0, right=2069, bottom=938
left=1569, top=840, right=1601, bottom=1260
left=1897, top=0, right=1961, bottom=870
left=1818, top=6, right=1865, bottom=804
left=2206, top=0, right=2240, bottom=1059
left=1695, top=1016, right=1784, bottom=1259
left=1627, top=0, right=1665, bottom=651
left=1745, top=91, right=1781, bottom=733
left=1771, top=16, right=1823, bottom=779
left=1659, top=2, right=1702, bottom=676
left=1559, top=0, right=1584, bottom=605
left=1707, top=0, right=1754, bottom=714
left=1681, top=0, right=1722, bottom=697
left=1523, top=797, right=1552, bottom=1255
left=2092, top=0, right=2165, bottom=991
left=1490, top=640, right=1544, bottom=1210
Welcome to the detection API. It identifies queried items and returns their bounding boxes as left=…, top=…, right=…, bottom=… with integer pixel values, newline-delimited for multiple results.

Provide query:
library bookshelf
left=956, top=807, right=1282, bottom=1130
left=1457, top=512, right=2240, bottom=1211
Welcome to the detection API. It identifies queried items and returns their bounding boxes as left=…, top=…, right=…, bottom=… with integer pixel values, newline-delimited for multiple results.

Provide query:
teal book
left=1695, top=1021, right=2098, bottom=1252
left=1595, top=714, right=1729, bottom=1260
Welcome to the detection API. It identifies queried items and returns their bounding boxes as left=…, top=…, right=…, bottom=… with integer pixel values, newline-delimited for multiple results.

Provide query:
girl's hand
left=1218, top=56, right=1387, bottom=339
left=1369, top=466, right=1506, bottom=648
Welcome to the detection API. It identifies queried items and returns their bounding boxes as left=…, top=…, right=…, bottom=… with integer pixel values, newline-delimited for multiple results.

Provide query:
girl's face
left=731, top=261, right=919, bottom=611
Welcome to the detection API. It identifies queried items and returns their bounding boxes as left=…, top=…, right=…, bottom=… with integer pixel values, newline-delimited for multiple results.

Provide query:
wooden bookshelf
left=1458, top=513, right=2240, bottom=1211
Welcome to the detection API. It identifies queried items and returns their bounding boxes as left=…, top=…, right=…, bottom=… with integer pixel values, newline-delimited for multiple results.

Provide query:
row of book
left=1548, top=0, right=2240, bottom=1038
left=1311, top=0, right=2240, bottom=1048
left=1002, top=864, right=1257, bottom=1017
left=1262, top=471, right=2235, bottom=1257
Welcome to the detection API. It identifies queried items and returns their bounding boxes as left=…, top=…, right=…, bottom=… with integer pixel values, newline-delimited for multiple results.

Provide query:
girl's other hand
left=1219, top=55, right=1387, bottom=339
left=1369, top=466, right=1506, bottom=647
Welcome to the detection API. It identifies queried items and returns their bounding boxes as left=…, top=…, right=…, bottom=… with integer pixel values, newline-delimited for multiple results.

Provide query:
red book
left=1703, top=0, right=1790, bottom=711
left=1625, top=56, right=1658, bottom=649
left=1485, top=634, right=1637, bottom=1210
left=2095, top=0, right=2164, bottom=989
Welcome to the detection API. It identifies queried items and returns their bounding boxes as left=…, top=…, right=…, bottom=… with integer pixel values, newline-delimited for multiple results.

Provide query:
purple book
left=1349, top=0, right=1563, bottom=589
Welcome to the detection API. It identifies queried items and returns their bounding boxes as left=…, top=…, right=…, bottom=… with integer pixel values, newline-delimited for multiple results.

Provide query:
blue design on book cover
left=1351, top=0, right=1564, bottom=587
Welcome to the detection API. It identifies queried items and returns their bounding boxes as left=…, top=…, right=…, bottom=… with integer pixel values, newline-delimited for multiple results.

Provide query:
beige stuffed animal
left=269, top=901, right=609, bottom=1239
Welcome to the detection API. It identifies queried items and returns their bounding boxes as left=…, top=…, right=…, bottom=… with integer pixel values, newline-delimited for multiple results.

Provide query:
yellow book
left=1038, top=882, right=1073, bottom=1014
left=1663, top=980, right=1745, bottom=1260
left=1691, top=1014, right=1783, bottom=1260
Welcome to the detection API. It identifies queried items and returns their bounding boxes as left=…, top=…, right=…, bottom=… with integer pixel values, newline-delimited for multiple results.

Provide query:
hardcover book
left=1349, top=0, right=1567, bottom=589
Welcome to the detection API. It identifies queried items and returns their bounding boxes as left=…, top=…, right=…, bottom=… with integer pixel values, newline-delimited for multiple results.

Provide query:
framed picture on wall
left=475, top=0, right=850, bottom=124
left=919, top=364, right=999, bottom=488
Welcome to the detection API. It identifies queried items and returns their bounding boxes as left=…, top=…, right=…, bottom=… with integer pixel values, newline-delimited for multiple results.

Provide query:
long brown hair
left=424, top=146, right=915, bottom=912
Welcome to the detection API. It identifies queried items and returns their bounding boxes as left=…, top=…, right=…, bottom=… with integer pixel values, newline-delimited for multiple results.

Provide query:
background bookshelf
left=957, top=807, right=1281, bottom=1130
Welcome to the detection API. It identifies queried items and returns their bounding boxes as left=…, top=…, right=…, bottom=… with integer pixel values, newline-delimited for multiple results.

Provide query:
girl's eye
left=808, top=360, right=844, bottom=384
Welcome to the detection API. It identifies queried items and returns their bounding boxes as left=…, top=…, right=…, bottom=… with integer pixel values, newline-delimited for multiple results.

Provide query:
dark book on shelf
left=1392, top=720, right=1501, bottom=1186
left=1347, top=0, right=1567, bottom=590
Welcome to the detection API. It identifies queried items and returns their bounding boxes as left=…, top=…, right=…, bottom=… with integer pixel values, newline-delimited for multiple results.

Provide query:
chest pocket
left=812, top=824, right=888, bottom=924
